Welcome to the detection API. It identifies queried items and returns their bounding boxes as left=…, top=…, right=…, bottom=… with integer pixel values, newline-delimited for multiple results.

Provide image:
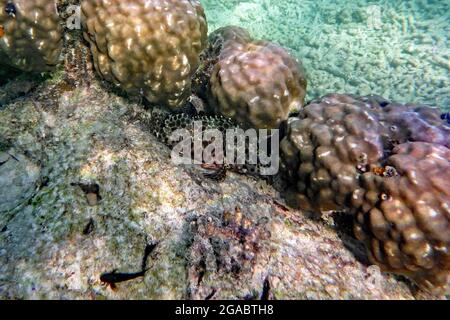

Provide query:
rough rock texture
left=208, top=27, right=307, bottom=129
left=0, top=39, right=443, bottom=299
left=81, top=0, right=208, bottom=109
left=280, top=93, right=450, bottom=294
left=0, top=149, right=41, bottom=213
left=0, top=0, right=63, bottom=72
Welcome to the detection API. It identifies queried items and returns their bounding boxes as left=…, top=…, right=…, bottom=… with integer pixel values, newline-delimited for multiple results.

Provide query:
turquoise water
left=201, top=0, right=449, bottom=110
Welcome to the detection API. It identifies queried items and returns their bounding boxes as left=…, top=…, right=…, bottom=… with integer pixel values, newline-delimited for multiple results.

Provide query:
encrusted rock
left=0, top=150, right=40, bottom=213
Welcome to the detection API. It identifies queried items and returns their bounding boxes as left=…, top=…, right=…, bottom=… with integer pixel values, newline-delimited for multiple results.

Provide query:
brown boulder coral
left=192, top=26, right=251, bottom=102
left=208, top=26, right=252, bottom=53
left=81, top=0, right=208, bottom=109
left=280, top=93, right=450, bottom=293
left=280, top=94, right=388, bottom=211
left=0, top=0, right=63, bottom=72
left=353, top=142, right=449, bottom=294
left=208, top=27, right=307, bottom=129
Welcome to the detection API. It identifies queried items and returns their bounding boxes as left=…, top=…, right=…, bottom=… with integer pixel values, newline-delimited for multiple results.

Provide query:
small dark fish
left=440, top=112, right=450, bottom=124
left=5, top=2, right=16, bottom=18
left=260, top=277, right=271, bottom=300
left=82, top=218, right=95, bottom=235
left=70, top=182, right=100, bottom=195
left=205, top=289, right=217, bottom=300
left=100, top=241, right=157, bottom=290
left=200, top=163, right=227, bottom=181
left=71, top=182, right=102, bottom=206
left=100, top=269, right=148, bottom=290
left=141, top=241, right=158, bottom=270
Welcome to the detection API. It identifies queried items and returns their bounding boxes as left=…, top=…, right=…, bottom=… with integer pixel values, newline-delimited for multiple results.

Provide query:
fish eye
left=380, top=193, right=389, bottom=201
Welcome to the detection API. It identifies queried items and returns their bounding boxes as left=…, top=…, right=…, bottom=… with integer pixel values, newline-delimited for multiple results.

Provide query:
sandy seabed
left=201, top=0, right=450, bottom=111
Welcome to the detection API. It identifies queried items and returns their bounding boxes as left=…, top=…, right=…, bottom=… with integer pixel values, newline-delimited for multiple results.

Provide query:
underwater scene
left=0, top=0, right=449, bottom=302
left=202, top=0, right=449, bottom=109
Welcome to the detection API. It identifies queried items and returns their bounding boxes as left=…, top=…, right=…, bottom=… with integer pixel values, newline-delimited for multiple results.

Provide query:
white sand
left=201, top=0, right=449, bottom=111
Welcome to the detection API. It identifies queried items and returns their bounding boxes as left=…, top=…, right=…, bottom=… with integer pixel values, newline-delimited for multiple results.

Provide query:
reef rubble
left=0, top=0, right=448, bottom=299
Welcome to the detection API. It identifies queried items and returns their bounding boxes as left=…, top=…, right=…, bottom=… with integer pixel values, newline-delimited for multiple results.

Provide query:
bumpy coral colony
left=81, top=0, right=208, bottom=109
left=207, top=26, right=307, bottom=129
left=280, top=93, right=450, bottom=293
left=0, top=0, right=63, bottom=72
